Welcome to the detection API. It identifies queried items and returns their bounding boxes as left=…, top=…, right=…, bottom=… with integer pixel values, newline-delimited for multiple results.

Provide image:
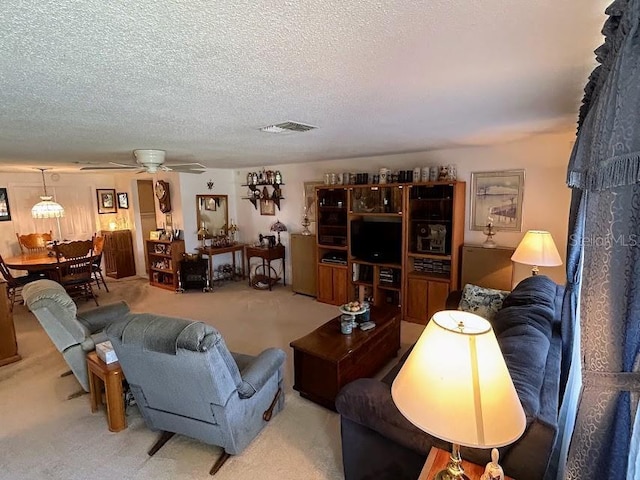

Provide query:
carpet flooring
left=0, top=277, right=423, bottom=480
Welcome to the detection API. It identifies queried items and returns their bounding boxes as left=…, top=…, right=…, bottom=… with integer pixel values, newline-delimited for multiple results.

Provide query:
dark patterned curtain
left=564, top=0, right=640, bottom=478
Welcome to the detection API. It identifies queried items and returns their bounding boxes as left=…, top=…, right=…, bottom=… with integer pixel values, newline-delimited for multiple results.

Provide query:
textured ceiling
left=0, top=0, right=606, bottom=171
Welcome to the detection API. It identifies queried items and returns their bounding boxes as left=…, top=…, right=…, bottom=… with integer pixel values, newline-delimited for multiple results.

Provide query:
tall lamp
left=511, top=230, right=562, bottom=276
left=270, top=219, right=287, bottom=246
left=392, top=311, right=526, bottom=480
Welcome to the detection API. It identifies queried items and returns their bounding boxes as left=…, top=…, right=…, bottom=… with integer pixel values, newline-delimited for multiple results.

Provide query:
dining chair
left=91, top=236, right=109, bottom=292
left=53, top=240, right=99, bottom=306
left=16, top=231, right=53, bottom=254
left=0, top=253, right=47, bottom=311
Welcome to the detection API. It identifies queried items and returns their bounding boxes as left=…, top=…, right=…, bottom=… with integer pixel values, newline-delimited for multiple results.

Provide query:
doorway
left=137, top=180, right=157, bottom=272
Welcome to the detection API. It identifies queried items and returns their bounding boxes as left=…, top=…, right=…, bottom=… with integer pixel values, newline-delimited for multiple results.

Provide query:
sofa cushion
left=459, top=283, right=509, bottom=321
left=492, top=275, right=560, bottom=424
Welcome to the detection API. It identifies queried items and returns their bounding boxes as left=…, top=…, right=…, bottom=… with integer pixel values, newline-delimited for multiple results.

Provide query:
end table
left=418, top=447, right=513, bottom=480
left=87, top=351, right=127, bottom=432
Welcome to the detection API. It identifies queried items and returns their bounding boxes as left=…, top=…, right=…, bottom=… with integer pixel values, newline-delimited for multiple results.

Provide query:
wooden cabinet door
left=406, top=277, right=429, bottom=324
left=332, top=267, right=348, bottom=305
left=317, top=264, right=335, bottom=304
left=427, top=281, right=450, bottom=320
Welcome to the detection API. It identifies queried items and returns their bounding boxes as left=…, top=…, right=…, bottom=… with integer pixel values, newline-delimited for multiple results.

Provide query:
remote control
left=360, top=322, right=376, bottom=331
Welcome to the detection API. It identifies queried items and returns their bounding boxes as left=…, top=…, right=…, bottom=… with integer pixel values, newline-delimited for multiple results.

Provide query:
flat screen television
left=350, top=219, right=402, bottom=264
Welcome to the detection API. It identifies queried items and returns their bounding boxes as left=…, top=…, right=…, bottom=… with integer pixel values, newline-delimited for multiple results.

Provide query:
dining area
left=1, top=231, right=105, bottom=311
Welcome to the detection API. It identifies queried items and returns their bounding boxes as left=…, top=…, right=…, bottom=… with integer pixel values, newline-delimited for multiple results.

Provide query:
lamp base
left=434, top=470, right=470, bottom=480
left=434, top=444, right=469, bottom=480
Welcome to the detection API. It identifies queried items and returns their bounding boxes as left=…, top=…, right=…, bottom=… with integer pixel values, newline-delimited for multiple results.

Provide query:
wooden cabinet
left=101, top=230, right=136, bottom=279
left=317, top=264, right=348, bottom=305
left=146, top=239, right=185, bottom=291
left=461, top=244, right=515, bottom=291
left=314, top=181, right=465, bottom=319
left=405, top=277, right=450, bottom=324
left=403, top=182, right=465, bottom=324
left=291, top=234, right=317, bottom=296
left=0, top=282, right=21, bottom=367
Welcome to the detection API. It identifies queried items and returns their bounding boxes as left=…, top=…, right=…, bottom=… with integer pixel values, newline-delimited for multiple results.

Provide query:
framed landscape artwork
left=0, top=188, right=11, bottom=221
left=470, top=170, right=525, bottom=232
left=96, top=188, right=117, bottom=214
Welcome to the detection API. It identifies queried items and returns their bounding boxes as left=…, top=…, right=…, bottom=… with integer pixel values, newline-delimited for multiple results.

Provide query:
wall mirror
left=196, top=195, right=229, bottom=237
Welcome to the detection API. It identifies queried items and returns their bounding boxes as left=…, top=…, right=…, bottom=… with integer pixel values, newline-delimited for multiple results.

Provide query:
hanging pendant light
left=31, top=168, right=65, bottom=219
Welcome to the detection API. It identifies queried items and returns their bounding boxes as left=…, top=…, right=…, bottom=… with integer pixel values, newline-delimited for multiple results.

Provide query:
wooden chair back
left=16, top=231, right=53, bottom=253
left=54, top=240, right=93, bottom=261
left=0, top=253, right=17, bottom=286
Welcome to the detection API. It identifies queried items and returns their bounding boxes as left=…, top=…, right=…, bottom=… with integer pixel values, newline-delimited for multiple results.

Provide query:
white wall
left=235, top=130, right=574, bottom=287
left=0, top=171, right=120, bottom=256
left=2, top=130, right=573, bottom=287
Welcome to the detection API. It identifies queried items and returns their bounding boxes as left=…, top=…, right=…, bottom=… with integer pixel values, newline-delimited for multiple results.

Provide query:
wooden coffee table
left=290, top=306, right=401, bottom=410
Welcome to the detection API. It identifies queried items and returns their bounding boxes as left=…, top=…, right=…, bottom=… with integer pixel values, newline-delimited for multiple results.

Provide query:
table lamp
left=511, top=230, right=562, bottom=276
left=270, top=220, right=287, bottom=246
left=392, top=311, right=526, bottom=480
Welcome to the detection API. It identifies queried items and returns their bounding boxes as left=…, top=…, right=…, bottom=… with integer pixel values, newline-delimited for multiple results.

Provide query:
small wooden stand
left=87, top=351, right=126, bottom=432
left=0, top=282, right=21, bottom=367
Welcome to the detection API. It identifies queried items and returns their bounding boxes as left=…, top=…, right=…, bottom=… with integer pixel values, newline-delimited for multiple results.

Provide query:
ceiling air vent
left=259, top=121, right=317, bottom=134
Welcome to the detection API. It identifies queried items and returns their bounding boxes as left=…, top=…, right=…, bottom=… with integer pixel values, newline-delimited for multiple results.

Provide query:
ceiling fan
left=80, top=150, right=206, bottom=174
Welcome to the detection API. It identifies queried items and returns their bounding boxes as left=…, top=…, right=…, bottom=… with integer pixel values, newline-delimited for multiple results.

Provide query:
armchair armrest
left=76, top=301, right=130, bottom=334
left=237, top=348, right=285, bottom=399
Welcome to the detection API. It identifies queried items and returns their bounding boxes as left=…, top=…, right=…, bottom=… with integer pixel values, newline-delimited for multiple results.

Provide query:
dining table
left=4, top=251, right=65, bottom=280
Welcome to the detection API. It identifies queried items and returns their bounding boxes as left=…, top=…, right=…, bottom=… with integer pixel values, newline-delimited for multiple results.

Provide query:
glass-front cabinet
left=349, top=185, right=403, bottom=215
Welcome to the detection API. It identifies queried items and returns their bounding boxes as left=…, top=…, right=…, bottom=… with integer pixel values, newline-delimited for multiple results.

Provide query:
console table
left=198, top=244, right=246, bottom=286
left=246, top=244, right=286, bottom=290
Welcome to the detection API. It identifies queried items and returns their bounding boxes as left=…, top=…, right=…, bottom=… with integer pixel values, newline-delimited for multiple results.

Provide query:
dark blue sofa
left=335, top=275, right=565, bottom=480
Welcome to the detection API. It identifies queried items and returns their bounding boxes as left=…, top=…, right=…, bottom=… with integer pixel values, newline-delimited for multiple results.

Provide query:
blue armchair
left=106, top=313, right=285, bottom=475
left=22, top=279, right=130, bottom=394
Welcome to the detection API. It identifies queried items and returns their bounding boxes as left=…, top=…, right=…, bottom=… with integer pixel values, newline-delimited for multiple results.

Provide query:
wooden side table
left=87, top=351, right=127, bottom=432
left=246, top=244, right=286, bottom=290
left=418, top=447, right=513, bottom=479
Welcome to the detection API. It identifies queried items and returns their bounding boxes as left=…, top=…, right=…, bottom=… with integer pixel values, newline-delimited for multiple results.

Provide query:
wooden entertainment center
left=315, top=181, right=465, bottom=324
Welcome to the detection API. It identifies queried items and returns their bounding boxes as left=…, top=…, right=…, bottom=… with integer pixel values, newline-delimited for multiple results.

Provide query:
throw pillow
left=458, top=284, right=509, bottom=321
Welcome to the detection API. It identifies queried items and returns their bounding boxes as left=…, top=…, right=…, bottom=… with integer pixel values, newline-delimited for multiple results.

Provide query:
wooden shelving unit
left=146, top=239, right=185, bottom=291
left=313, top=181, right=466, bottom=324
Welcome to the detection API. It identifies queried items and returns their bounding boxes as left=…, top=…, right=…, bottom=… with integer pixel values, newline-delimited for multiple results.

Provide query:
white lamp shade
left=511, top=230, right=562, bottom=267
left=391, top=311, right=526, bottom=448
left=31, top=196, right=65, bottom=218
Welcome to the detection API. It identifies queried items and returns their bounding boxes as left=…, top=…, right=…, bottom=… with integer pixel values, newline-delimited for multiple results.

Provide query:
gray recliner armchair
left=105, top=313, right=286, bottom=475
left=22, top=279, right=130, bottom=393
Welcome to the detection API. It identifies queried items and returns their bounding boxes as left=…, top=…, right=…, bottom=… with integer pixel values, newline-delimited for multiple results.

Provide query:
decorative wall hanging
left=117, top=192, right=129, bottom=209
left=470, top=170, right=524, bottom=232
left=96, top=189, right=117, bottom=214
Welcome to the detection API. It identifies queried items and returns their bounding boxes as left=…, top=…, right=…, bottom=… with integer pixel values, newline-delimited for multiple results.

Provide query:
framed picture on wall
left=303, top=181, right=323, bottom=222
left=0, top=188, right=11, bottom=222
left=117, top=192, right=129, bottom=209
left=470, top=170, right=525, bottom=231
left=260, top=199, right=276, bottom=216
left=96, top=189, right=117, bottom=214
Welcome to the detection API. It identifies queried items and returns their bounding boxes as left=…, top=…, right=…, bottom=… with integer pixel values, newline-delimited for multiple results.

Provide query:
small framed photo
left=260, top=199, right=276, bottom=216
left=303, top=181, right=323, bottom=222
left=117, top=192, right=129, bottom=209
left=470, top=170, right=525, bottom=231
left=149, top=231, right=161, bottom=240
left=96, top=189, right=117, bottom=214
left=0, top=188, right=11, bottom=222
